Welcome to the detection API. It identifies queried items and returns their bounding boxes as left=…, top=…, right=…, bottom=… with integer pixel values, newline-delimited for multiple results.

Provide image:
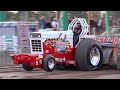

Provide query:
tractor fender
left=101, top=42, right=116, bottom=48
left=101, top=42, right=117, bottom=64
left=102, top=47, right=114, bottom=64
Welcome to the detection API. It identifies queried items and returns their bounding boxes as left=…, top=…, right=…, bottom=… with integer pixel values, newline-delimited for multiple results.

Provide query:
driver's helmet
left=73, top=23, right=82, bottom=35
left=77, top=23, right=81, bottom=29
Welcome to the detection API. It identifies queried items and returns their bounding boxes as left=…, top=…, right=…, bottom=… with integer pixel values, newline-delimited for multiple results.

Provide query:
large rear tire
left=43, top=55, right=56, bottom=72
left=22, top=62, right=34, bottom=71
left=75, top=39, right=103, bottom=71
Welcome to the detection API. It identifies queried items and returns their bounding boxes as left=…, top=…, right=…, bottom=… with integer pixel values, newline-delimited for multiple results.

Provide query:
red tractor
left=12, top=18, right=120, bottom=72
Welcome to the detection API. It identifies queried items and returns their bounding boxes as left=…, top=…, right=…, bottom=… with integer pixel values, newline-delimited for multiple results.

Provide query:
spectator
left=68, top=16, right=73, bottom=24
left=98, top=18, right=105, bottom=29
left=109, top=16, right=113, bottom=26
left=51, top=18, right=58, bottom=31
left=90, top=18, right=98, bottom=27
left=38, top=16, right=46, bottom=29
left=90, top=18, right=98, bottom=35
left=46, top=20, right=52, bottom=28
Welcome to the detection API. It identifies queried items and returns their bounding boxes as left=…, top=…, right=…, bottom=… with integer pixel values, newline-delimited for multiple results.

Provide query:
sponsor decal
left=43, top=33, right=72, bottom=53
left=55, top=58, right=66, bottom=62
left=93, top=37, right=120, bottom=44
left=55, top=41, right=66, bottom=52
left=21, top=56, right=28, bottom=59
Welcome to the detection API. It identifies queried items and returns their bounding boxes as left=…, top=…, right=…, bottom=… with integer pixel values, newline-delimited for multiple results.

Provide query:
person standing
left=38, top=16, right=46, bottom=29
left=46, top=18, right=52, bottom=28
left=51, top=18, right=59, bottom=31
left=109, top=16, right=113, bottom=27
left=68, top=16, right=73, bottom=24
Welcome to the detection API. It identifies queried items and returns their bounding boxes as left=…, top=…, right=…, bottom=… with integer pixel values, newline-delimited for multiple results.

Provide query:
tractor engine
left=29, top=30, right=74, bottom=54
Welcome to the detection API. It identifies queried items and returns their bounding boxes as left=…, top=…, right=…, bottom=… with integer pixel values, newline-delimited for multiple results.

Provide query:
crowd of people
left=38, top=16, right=59, bottom=31
left=37, top=16, right=75, bottom=31
left=90, top=16, right=120, bottom=35
left=37, top=15, right=120, bottom=36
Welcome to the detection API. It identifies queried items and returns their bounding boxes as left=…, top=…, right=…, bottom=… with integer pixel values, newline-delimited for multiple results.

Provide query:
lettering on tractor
left=11, top=18, right=120, bottom=72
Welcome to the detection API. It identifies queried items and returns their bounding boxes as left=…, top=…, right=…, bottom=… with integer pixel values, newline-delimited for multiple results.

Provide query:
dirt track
left=0, top=64, right=119, bottom=79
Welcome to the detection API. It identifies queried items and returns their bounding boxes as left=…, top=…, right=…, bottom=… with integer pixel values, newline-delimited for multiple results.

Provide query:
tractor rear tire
left=22, top=62, right=34, bottom=71
left=75, top=39, right=103, bottom=71
left=43, top=55, right=56, bottom=72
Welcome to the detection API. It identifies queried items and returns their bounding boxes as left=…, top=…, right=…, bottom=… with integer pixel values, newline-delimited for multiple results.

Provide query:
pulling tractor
left=12, top=18, right=120, bottom=72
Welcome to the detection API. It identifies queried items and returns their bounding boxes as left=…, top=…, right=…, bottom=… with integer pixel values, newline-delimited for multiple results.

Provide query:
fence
left=0, top=35, right=31, bottom=64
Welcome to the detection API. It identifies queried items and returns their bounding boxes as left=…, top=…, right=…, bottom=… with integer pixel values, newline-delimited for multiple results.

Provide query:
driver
left=73, top=23, right=82, bottom=46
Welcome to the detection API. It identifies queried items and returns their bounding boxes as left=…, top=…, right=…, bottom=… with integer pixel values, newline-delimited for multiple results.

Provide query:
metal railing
left=0, top=45, right=31, bottom=54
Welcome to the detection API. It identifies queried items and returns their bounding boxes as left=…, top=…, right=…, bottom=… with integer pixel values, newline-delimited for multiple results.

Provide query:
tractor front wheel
left=43, top=55, right=56, bottom=72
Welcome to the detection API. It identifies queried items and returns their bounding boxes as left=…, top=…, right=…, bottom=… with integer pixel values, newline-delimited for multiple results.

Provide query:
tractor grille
left=31, top=40, right=42, bottom=52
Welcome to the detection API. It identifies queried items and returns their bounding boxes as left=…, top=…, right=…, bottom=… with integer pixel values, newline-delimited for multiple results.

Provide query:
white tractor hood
left=40, top=30, right=73, bottom=39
